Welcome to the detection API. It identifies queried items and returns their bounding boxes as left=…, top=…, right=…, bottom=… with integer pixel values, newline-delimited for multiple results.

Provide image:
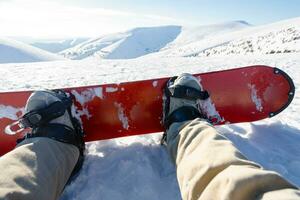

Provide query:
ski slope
left=0, top=37, right=64, bottom=64
left=0, top=18, right=299, bottom=200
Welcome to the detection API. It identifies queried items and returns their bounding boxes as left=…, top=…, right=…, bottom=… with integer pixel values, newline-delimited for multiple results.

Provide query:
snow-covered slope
left=61, top=21, right=249, bottom=60
left=0, top=37, right=64, bottom=64
left=162, top=20, right=251, bottom=50
left=60, top=26, right=181, bottom=60
left=197, top=26, right=300, bottom=57
left=157, top=17, right=300, bottom=58
left=0, top=17, right=300, bottom=200
left=30, top=38, right=89, bottom=53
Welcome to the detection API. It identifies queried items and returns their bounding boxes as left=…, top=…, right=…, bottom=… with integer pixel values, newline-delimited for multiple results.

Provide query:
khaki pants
left=0, top=119, right=299, bottom=200
left=0, top=138, right=79, bottom=200
left=167, top=119, right=300, bottom=200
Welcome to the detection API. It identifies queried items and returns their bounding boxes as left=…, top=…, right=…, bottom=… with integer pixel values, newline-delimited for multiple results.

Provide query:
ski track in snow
left=0, top=19, right=300, bottom=200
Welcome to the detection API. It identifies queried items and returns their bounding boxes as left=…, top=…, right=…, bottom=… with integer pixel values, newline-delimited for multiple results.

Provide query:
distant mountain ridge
left=60, top=26, right=181, bottom=60
left=0, top=37, right=64, bottom=64
left=30, top=38, right=89, bottom=53
left=60, top=21, right=250, bottom=60
left=157, top=17, right=300, bottom=58
left=1, top=17, right=299, bottom=64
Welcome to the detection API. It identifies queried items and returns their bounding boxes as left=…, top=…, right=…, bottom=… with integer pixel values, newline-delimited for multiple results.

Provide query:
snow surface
left=30, top=38, right=89, bottom=53
left=0, top=37, right=64, bottom=64
left=0, top=18, right=300, bottom=200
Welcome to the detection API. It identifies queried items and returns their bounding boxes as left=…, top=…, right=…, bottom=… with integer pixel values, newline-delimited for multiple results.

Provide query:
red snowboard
left=0, top=65, right=295, bottom=156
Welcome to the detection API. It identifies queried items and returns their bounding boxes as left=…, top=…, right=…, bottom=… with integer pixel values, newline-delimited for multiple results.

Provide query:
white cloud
left=0, top=0, right=185, bottom=38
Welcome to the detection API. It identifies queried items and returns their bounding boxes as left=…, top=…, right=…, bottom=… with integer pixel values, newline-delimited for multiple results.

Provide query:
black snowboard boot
left=162, top=73, right=209, bottom=143
left=17, top=89, right=85, bottom=179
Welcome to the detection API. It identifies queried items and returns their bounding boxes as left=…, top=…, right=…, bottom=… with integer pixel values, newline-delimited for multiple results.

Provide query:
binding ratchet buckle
left=5, top=100, right=71, bottom=135
left=5, top=120, right=27, bottom=135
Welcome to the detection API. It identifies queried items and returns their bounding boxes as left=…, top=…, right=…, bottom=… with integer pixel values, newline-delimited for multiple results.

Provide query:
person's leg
left=163, top=74, right=299, bottom=200
left=0, top=90, right=85, bottom=200
left=0, top=138, right=79, bottom=200
left=167, top=119, right=299, bottom=200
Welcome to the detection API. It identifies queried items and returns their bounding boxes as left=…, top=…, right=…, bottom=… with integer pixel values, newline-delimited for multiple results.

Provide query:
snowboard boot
left=162, top=73, right=209, bottom=144
left=17, top=89, right=85, bottom=180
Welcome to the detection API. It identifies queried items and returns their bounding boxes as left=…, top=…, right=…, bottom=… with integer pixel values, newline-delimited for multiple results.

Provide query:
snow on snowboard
left=0, top=65, right=295, bottom=156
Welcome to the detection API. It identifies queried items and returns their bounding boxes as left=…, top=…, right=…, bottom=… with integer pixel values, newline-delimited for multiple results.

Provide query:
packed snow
left=0, top=17, right=300, bottom=200
left=0, top=37, right=64, bottom=64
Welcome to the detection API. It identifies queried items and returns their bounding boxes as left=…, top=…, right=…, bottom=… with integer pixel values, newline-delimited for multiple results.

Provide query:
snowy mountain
left=30, top=38, right=89, bottom=53
left=60, top=25, right=181, bottom=60
left=0, top=37, right=64, bottom=64
left=161, top=20, right=251, bottom=51
left=62, top=18, right=300, bottom=60
left=158, top=17, right=300, bottom=58
left=0, top=17, right=300, bottom=200
left=60, top=21, right=250, bottom=60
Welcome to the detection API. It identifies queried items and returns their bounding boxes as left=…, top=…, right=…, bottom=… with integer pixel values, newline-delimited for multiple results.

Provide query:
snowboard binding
left=6, top=89, right=85, bottom=179
left=161, top=74, right=209, bottom=144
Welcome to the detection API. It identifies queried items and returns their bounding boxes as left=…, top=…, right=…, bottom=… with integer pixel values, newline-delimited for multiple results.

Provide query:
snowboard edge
left=269, top=67, right=295, bottom=117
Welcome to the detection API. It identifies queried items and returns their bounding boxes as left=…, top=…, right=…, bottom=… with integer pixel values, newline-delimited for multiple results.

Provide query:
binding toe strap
left=164, top=106, right=204, bottom=129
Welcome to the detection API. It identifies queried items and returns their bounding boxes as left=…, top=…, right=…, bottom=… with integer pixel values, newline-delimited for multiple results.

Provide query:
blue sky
left=0, top=0, right=299, bottom=38
left=60, top=0, right=300, bottom=25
